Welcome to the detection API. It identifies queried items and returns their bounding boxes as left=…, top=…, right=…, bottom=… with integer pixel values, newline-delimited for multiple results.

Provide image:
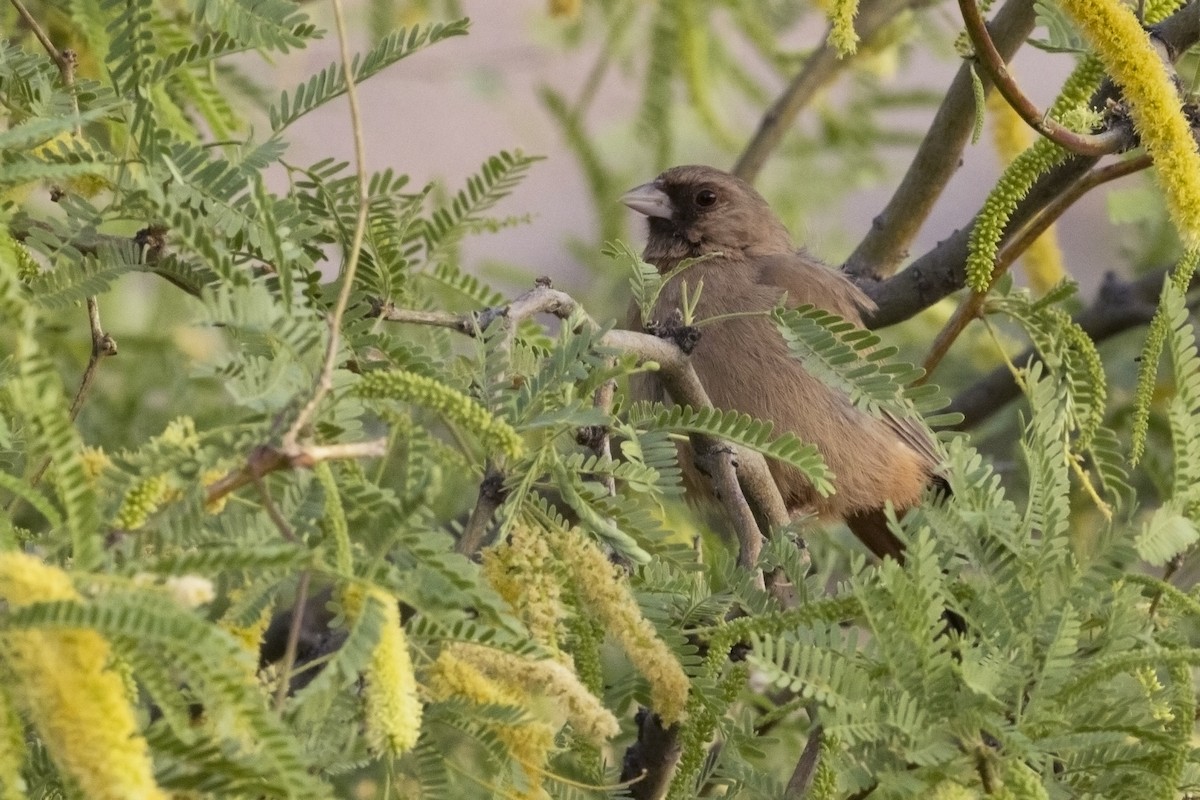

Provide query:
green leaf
left=269, top=19, right=471, bottom=132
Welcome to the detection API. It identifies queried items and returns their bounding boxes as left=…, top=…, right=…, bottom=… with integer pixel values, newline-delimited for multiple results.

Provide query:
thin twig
left=282, top=0, right=372, bottom=454
left=9, top=0, right=67, bottom=72
left=373, top=303, right=472, bottom=332
left=920, top=154, right=1152, bottom=380
left=274, top=570, right=311, bottom=710
left=947, top=268, right=1172, bottom=428
left=203, top=437, right=388, bottom=508
left=958, top=0, right=1128, bottom=157
left=67, top=297, right=118, bottom=420
left=11, top=0, right=108, bottom=448
left=254, top=473, right=298, bottom=543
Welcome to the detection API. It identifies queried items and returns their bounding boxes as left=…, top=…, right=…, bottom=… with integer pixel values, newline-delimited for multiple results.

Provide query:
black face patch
left=662, top=181, right=721, bottom=229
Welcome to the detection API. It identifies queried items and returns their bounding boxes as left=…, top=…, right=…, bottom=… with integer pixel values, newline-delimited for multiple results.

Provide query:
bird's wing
left=756, top=251, right=943, bottom=473
left=881, top=408, right=943, bottom=473
left=753, top=251, right=877, bottom=322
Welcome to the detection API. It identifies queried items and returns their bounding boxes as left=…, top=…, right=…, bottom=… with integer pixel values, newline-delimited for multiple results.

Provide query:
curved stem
left=282, top=0, right=371, bottom=452
left=958, top=0, right=1127, bottom=156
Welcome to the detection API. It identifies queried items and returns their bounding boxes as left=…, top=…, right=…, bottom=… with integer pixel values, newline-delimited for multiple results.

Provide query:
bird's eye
left=695, top=189, right=718, bottom=207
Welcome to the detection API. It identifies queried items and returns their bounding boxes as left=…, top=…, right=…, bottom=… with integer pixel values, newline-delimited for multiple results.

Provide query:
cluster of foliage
left=4, top=0, right=1200, bottom=798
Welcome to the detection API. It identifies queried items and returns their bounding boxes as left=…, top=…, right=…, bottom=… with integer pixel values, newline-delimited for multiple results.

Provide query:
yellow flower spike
left=551, top=529, right=689, bottom=726
left=356, top=370, right=524, bottom=460
left=164, top=575, right=215, bottom=609
left=482, top=524, right=566, bottom=653
left=0, top=552, right=166, bottom=800
left=157, top=417, right=199, bottom=448
left=987, top=90, right=1066, bottom=295
left=427, top=649, right=556, bottom=796
left=929, top=780, right=979, bottom=800
left=0, top=681, right=25, bottom=800
left=1058, top=0, right=1200, bottom=247
left=341, top=586, right=422, bottom=756
left=447, top=642, right=619, bottom=744
left=825, top=0, right=860, bottom=56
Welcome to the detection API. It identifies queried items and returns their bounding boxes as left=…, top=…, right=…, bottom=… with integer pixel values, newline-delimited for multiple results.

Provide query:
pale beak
left=620, top=182, right=674, bottom=220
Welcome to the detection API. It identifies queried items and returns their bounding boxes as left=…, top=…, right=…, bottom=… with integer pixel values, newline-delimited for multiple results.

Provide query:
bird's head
left=621, top=165, right=792, bottom=264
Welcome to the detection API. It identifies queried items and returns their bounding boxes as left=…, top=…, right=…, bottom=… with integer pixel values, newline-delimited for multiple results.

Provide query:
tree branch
left=732, top=0, right=938, bottom=183
left=698, top=447, right=765, bottom=587
left=858, top=0, right=1200, bottom=325
left=783, top=724, right=825, bottom=799
left=920, top=154, right=1152, bottom=379
left=844, top=0, right=1039, bottom=280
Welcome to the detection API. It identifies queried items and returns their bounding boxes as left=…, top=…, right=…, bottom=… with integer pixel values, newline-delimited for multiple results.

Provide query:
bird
left=621, top=164, right=943, bottom=560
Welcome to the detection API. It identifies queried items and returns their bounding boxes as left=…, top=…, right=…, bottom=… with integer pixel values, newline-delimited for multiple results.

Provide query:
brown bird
left=621, top=164, right=942, bottom=560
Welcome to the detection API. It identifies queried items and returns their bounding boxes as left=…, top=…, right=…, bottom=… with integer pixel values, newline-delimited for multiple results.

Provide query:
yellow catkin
left=481, top=524, right=566, bottom=653
left=340, top=586, right=422, bottom=755
left=551, top=529, right=689, bottom=726
left=1058, top=0, right=1200, bottom=247
left=986, top=90, right=1066, bottom=294
left=929, top=780, right=980, bottom=800
left=447, top=642, right=619, bottom=744
left=826, top=0, right=860, bottom=56
left=0, top=552, right=166, bottom=800
left=356, top=370, right=524, bottom=460
left=427, top=649, right=556, bottom=797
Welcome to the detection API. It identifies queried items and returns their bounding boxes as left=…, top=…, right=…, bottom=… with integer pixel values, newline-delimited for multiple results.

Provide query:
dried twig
left=203, top=438, right=389, bottom=508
